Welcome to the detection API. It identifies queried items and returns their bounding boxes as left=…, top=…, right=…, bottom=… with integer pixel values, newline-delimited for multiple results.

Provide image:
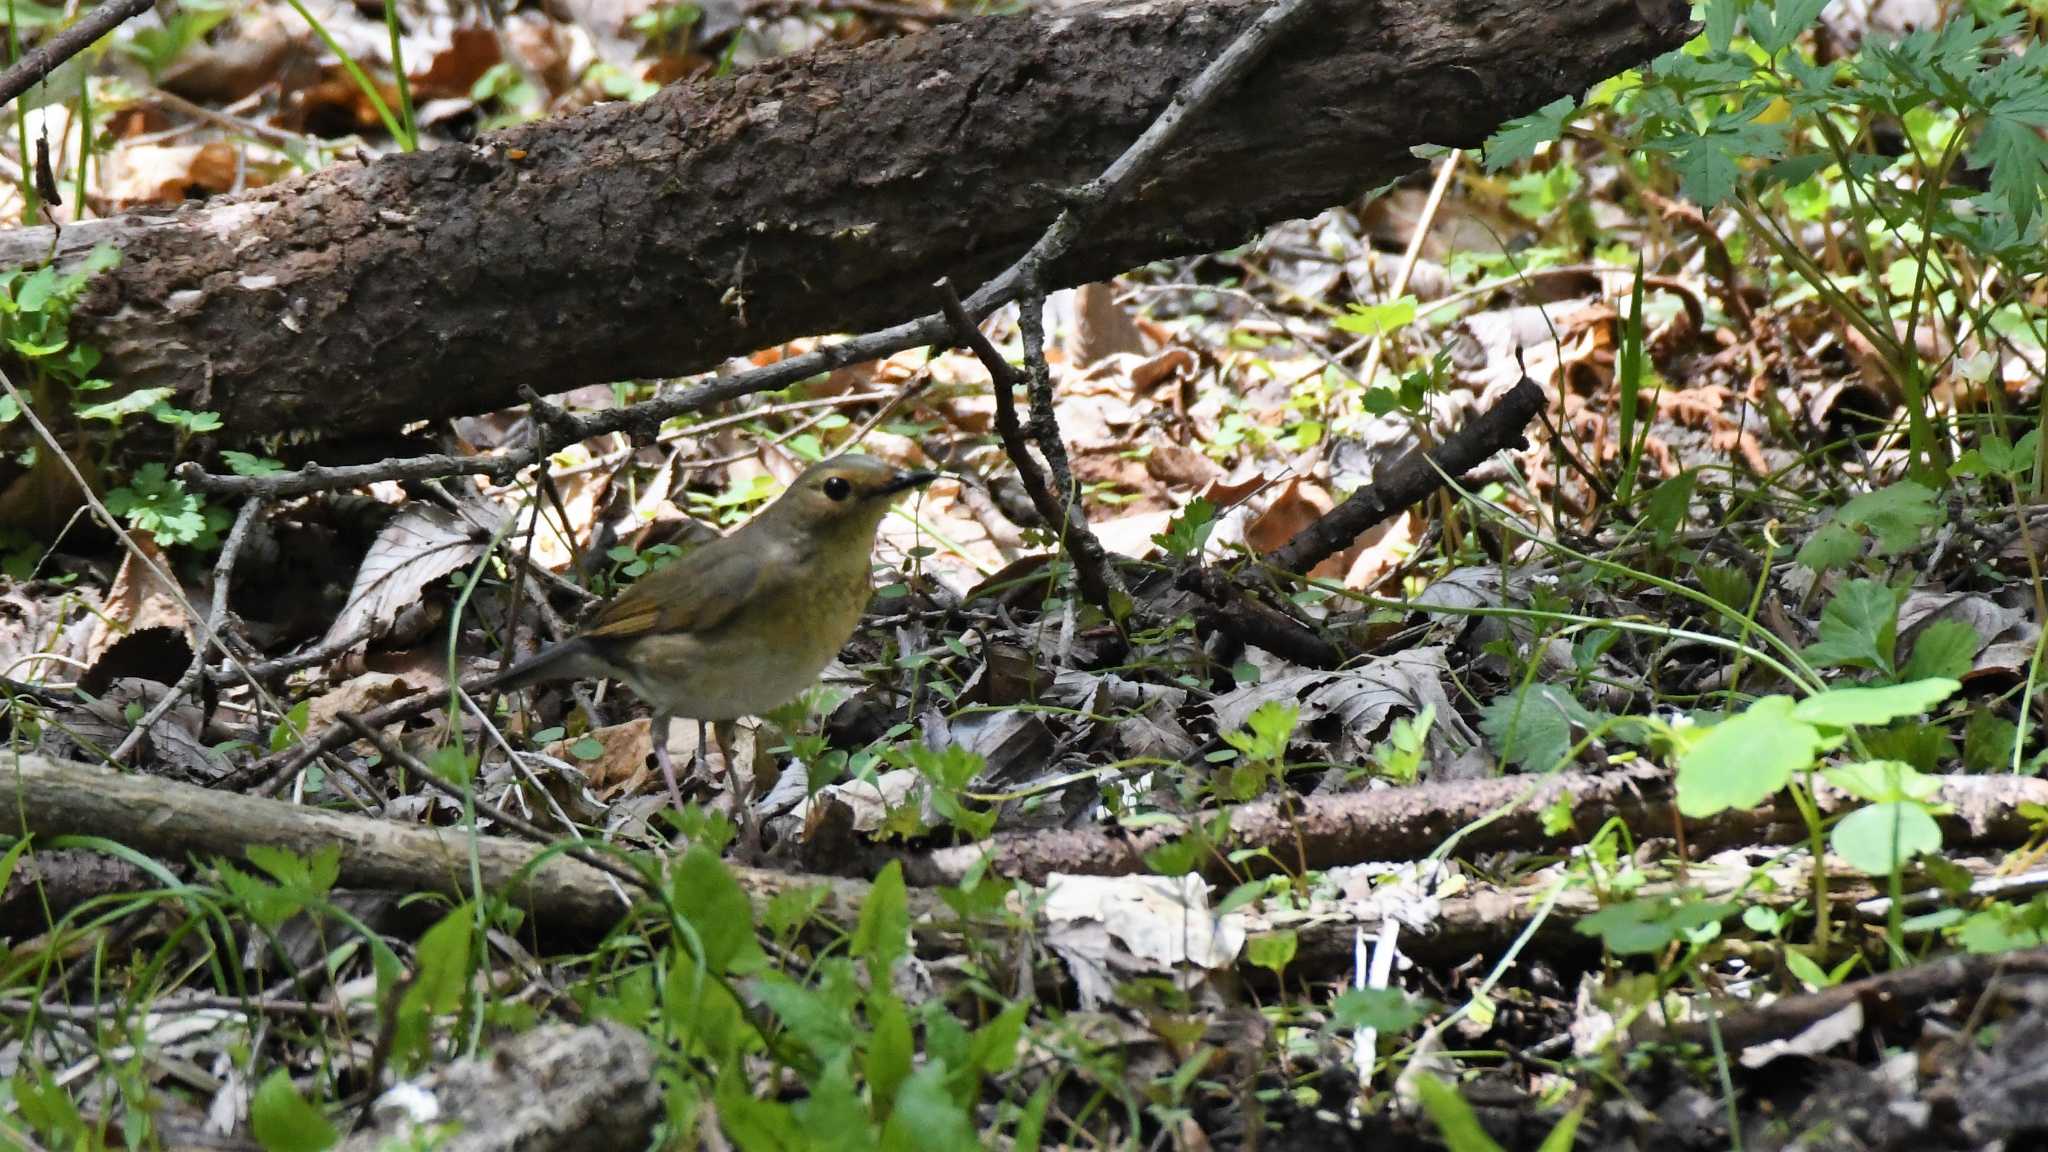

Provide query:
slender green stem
left=282, top=0, right=413, bottom=149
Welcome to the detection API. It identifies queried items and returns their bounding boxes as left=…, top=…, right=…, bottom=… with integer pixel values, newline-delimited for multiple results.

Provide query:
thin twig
left=0, top=0, right=154, bottom=111
left=965, top=0, right=1320, bottom=311
left=932, top=278, right=1094, bottom=602
left=1267, top=375, right=1547, bottom=575
left=1018, top=290, right=1123, bottom=610
left=110, top=499, right=262, bottom=764
left=337, top=714, right=652, bottom=902
left=206, top=623, right=371, bottom=686
left=178, top=453, right=522, bottom=500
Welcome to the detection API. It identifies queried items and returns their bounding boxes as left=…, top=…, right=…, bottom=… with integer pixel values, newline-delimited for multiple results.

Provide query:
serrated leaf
left=1479, top=684, right=1600, bottom=771
left=1804, top=578, right=1900, bottom=673
left=1483, top=96, right=1576, bottom=171
left=1797, top=520, right=1863, bottom=573
left=1901, top=619, right=1980, bottom=682
left=1837, top=481, right=1940, bottom=554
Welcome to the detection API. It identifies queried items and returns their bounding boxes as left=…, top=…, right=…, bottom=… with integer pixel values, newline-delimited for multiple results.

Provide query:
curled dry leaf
left=304, top=671, right=432, bottom=738
left=101, top=143, right=270, bottom=210
left=323, top=497, right=507, bottom=650
left=1210, top=647, right=1489, bottom=779
left=86, top=538, right=191, bottom=670
left=1043, top=872, right=1245, bottom=1010
left=544, top=717, right=653, bottom=799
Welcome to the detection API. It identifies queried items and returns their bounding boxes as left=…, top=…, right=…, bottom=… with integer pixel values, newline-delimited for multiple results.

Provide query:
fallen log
left=0, top=0, right=1692, bottom=446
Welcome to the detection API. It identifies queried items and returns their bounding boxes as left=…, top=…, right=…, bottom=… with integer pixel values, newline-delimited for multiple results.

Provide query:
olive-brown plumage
left=485, top=454, right=935, bottom=804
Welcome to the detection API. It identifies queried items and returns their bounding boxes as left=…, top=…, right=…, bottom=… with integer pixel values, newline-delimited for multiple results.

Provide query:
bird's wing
left=579, top=537, right=764, bottom=640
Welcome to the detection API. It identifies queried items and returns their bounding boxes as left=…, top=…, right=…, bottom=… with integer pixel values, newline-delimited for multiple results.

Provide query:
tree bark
left=0, top=0, right=1692, bottom=445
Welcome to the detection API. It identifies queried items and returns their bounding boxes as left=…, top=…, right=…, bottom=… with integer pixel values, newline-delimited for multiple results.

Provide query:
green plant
left=0, top=248, right=233, bottom=547
left=116, top=0, right=237, bottom=79
left=1487, top=0, right=2048, bottom=487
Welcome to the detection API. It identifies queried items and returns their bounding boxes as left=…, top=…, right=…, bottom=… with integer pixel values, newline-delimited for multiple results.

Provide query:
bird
left=481, top=454, right=937, bottom=808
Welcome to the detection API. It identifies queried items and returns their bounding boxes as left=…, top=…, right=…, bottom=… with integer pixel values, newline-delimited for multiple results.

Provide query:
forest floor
left=3, top=0, right=2048, bottom=1149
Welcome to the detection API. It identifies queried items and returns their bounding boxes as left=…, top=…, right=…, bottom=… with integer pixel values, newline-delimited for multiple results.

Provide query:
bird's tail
left=474, top=637, right=605, bottom=694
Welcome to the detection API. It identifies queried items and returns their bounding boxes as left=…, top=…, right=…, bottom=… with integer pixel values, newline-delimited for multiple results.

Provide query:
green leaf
left=1640, top=470, right=1698, bottom=549
left=13, top=267, right=59, bottom=313
left=1480, top=684, right=1601, bottom=771
left=1901, top=620, right=1979, bottom=683
left=0, top=836, right=32, bottom=901
left=1782, top=947, right=1834, bottom=991
left=1972, top=81, right=2048, bottom=229
left=1483, top=96, right=1576, bottom=171
left=1804, top=578, right=1901, bottom=673
left=1797, top=520, right=1863, bottom=573
left=1332, top=296, right=1417, bottom=338
left=1965, top=710, right=2021, bottom=772
left=76, top=386, right=174, bottom=423
left=1675, top=696, right=1820, bottom=816
left=1746, top=0, right=1829, bottom=55
left=673, top=846, right=761, bottom=975
left=1823, top=759, right=1941, bottom=804
left=1413, top=1075, right=1506, bottom=1152
left=866, top=994, right=913, bottom=1122
left=1671, top=133, right=1744, bottom=206
left=853, top=861, right=910, bottom=987
left=249, top=1070, right=338, bottom=1152
left=408, top=908, right=474, bottom=1016
left=1957, top=897, right=2048, bottom=954
left=1831, top=801, right=1943, bottom=875
left=1576, top=896, right=1735, bottom=955
left=754, top=971, right=856, bottom=1061
left=1837, top=481, right=1940, bottom=555
left=1536, top=1104, right=1588, bottom=1152
left=1246, top=930, right=1297, bottom=974
left=880, top=1063, right=976, bottom=1152
left=1329, top=987, right=1428, bottom=1034
left=1792, top=679, right=1959, bottom=728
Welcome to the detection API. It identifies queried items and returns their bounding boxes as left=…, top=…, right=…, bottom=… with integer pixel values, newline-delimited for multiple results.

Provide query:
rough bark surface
left=0, top=0, right=1692, bottom=444
left=340, top=1022, right=661, bottom=1152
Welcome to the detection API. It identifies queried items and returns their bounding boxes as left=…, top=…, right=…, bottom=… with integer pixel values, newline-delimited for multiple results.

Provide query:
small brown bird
left=484, top=454, right=936, bottom=806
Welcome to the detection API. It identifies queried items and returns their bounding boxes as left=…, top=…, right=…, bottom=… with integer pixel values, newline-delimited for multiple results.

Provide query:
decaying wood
left=340, top=1022, right=661, bottom=1152
left=4, top=750, right=2027, bottom=988
left=900, top=763, right=2048, bottom=887
left=1666, top=947, right=2048, bottom=1054
left=0, top=0, right=1693, bottom=447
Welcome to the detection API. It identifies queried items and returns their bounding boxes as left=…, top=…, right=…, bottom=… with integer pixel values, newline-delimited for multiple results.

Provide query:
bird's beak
left=880, top=469, right=940, bottom=496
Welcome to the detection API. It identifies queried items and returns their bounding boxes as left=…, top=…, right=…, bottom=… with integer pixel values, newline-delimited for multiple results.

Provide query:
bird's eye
left=822, top=476, right=852, bottom=501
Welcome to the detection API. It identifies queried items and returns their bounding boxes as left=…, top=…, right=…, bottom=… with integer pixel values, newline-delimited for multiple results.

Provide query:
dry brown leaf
left=408, top=26, right=504, bottom=102
left=102, top=142, right=262, bottom=209
left=545, top=717, right=654, bottom=798
left=1209, top=647, right=1488, bottom=778
left=1245, top=477, right=1347, bottom=580
left=324, top=497, right=507, bottom=649
left=305, top=671, right=431, bottom=736
left=1340, top=509, right=1419, bottom=591
left=532, top=468, right=611, bottom=572
left=86, top=537, right=190, bottom=669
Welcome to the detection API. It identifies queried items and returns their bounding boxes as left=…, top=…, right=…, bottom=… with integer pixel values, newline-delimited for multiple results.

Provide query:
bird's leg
left=651, top=713, right=686, bottom=810
left=696, top=718, right=710, bottom=786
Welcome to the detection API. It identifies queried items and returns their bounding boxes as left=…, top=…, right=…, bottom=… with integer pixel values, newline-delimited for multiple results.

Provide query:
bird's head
left=759, top=454, right=938, bottom=547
